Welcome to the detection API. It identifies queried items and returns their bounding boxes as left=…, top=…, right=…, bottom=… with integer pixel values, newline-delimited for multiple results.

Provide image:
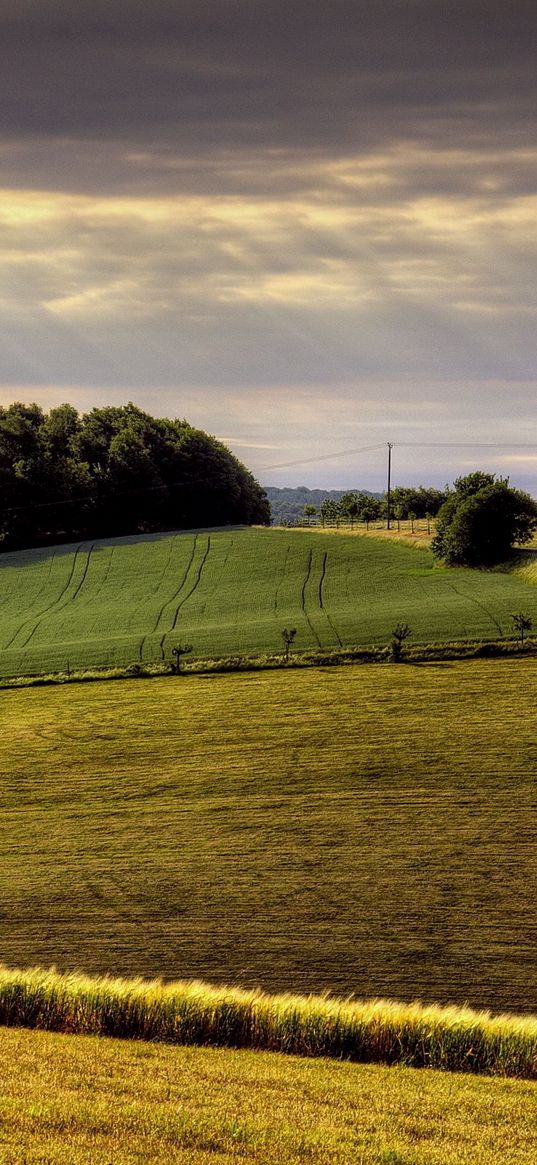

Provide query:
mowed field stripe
left=2, top=658, right=537, bottom=1013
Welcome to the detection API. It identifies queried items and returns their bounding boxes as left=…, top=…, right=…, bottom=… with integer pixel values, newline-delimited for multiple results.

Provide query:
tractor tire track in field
left=0, top=549, right=58, bottom=644
left=318, top=552, right=327, bottom=608
left=301, top=550, right=322, bottom=648
left=19, top=545, right=95, bottom=649
left=168, top=533, right=210, bottom=633
left=83, top=876, right=141, bottom=925
left=4, top=546, right=83, bottom=650
left=318, top=552, right=343, bottom=647
left=448, top=581, right=504, bottom=636
left=152, top=536, right=198, bottom=636
left=138, top=537, right=179, bottom=661
left=159, top=535, right=212, bottom=658
left=62, top=544, right=116, bottom=617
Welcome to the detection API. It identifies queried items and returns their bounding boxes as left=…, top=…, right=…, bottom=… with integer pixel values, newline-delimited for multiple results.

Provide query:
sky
left=1, top=0, right=537, bottom=491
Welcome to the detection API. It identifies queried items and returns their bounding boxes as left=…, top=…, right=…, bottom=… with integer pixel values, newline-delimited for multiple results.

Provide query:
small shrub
left=170, top=644, right=193, bottom=674
left=391, top=623, right=412, bottom=662
left=511, top=612, right=533, bottom=648
left=281, top=627, right=297, bottom=663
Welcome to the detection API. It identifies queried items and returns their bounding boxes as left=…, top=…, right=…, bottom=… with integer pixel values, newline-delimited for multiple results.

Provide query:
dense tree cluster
left=387, top=485, right=447, bottom=520
left=267, top=485, right=445, bottom=526
left=265, top=486, right=378, bottom=525
left=330, top=486, right=446, bottom=527
left=0, top=402, right=270, bottom=549
left=432, top=472, right=537, bottom=566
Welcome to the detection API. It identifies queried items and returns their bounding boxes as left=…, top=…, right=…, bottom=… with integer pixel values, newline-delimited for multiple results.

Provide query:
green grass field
left=2, top=1025, right=537, bottom=1164
left=1, top=526, right=537, bottom=676
left=2, top=659, right=537, bottom=1014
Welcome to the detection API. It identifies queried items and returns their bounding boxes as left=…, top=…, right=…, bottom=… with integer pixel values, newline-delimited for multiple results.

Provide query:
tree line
left=0, top=401, right=270, bottom=549
left=300, top=485, right=448, bottom=527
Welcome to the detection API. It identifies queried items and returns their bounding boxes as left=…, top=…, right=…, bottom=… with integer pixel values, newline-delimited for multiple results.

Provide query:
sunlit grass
left=3, top=1023, right=537, bottom=1164
left=1, top=964, right=537, bottom=1080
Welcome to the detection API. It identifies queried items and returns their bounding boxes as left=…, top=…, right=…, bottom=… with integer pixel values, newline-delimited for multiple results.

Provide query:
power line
left=396, top=442, right=537, bottom=449
left=259, top=440, right=537, bottom=473
left=258, top=443, right=386, bottom=471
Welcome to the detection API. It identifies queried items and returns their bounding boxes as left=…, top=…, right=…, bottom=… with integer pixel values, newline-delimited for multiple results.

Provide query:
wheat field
left=1, top=527, right=537, bottom=676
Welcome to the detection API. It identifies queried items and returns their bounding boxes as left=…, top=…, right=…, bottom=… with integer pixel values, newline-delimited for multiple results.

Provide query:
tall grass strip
left=1, top=965, right=537, bottom=1079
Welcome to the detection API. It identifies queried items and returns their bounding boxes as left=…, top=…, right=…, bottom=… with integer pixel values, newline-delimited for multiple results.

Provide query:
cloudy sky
left=1, top=0, right=537, bottom=490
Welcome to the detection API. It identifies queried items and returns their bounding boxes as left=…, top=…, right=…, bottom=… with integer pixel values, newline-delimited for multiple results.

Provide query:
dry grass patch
left=1, top=1024, right=537, bottom=1164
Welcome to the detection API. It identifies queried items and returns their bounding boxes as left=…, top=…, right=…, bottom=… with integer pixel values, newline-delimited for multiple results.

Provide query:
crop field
left=1, top=1026, right=537, bottom=1165
left=1, top=527, right=537, bottom=677
left=2, top=659, right=537, bottom=1013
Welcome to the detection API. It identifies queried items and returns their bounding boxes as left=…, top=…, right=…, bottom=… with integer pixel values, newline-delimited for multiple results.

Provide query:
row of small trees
left=301, top=486, right=447, bottom=529
left=170, top=611, right=534, bottom=673
left=389, top=613, right=534, bottom=659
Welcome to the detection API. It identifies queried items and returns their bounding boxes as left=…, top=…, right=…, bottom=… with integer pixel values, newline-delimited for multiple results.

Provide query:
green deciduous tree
left=339, top=492, right=359, bottom=528
left=432, top=474, right=537, bottom=567
left=319, top=499, right=339, bottom=527
left=302, top=504, right=317, bottom=525
left=0, top=402, right=270, bottom=549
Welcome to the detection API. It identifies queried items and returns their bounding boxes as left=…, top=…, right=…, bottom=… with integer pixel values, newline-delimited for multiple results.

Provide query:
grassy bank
left=2, top=965, right=537, bottom=1080
left=3, top=1023, right=537, bottom=1165
left=2, top=526, right=537, bottom=677
left=2, top=661, right=537, bottom=1012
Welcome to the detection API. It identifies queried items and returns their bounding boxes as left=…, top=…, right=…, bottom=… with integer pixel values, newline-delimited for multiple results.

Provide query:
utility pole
left=386, top=442, right=393, bottom=530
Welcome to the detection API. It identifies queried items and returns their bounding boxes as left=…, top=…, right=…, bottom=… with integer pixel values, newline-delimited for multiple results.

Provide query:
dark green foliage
left=386, top=485, right=447, bottom=519
left=433, top=474, right=537, bottom=567
left=452, top=471, right=497, bottom=498
left=0, top=401, right=270, bottom=549
left=266, top=486, right=443, bottom=526
left=319, top=498, right=339, bottom=525
left=302, top=504, right=317, bottom=524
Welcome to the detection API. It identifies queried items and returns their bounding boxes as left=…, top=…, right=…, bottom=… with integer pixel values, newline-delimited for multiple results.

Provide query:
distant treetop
left=0, top=401, right=270, bottom=549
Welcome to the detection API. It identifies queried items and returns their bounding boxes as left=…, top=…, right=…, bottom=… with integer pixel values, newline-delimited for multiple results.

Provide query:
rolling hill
left=1, top=526, right=537, bottom=677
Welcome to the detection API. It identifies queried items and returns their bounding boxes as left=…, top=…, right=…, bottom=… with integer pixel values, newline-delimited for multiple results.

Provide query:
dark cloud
left=1, top=1, right=536, bottom=176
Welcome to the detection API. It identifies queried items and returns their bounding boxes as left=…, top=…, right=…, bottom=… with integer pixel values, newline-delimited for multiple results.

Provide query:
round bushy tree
left=432, top=475, right=537, bottom=567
